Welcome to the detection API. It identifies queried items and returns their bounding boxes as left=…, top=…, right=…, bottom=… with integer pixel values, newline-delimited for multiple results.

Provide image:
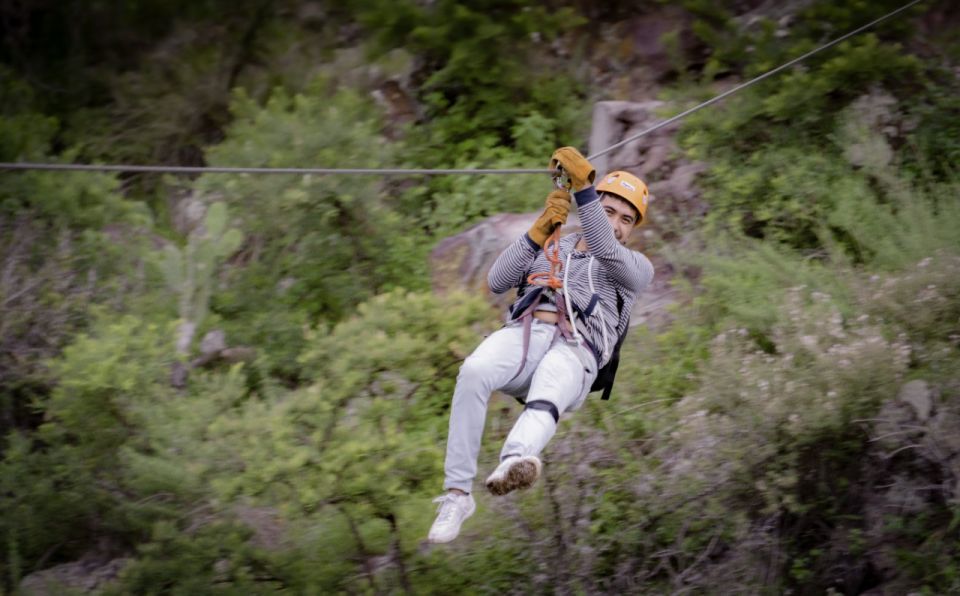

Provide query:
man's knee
left=456, top=355, right=495, bottom=387
left=524, top=399, right=559, bottom=424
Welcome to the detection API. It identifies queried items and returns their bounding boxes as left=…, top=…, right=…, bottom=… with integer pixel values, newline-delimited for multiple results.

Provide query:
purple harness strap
left=508, top=289, right=579, bottom=384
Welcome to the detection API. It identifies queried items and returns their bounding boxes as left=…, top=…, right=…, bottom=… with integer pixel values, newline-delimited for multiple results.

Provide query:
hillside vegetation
left=1, top=1, right=959, bottom=593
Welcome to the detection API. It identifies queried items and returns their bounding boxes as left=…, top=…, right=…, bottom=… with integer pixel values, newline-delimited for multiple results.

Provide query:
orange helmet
left=596, top=171, right=649, bottom=226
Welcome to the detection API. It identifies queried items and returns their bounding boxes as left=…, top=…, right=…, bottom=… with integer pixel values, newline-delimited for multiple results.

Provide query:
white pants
left=443, top=320, right=598, bottom=493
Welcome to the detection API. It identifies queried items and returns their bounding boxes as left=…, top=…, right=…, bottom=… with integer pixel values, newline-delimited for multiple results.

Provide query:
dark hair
left=599, top=192, right=640, bottom=224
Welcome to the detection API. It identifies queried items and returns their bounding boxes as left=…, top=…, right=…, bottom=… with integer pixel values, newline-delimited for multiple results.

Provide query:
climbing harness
left=508, top=158, right=628, bottom=400
left=521, top=166, right=586, bottom=348
left=506, top=162, right=607, bottom=395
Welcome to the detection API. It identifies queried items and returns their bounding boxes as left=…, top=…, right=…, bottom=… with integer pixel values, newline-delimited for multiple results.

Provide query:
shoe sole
left=486, top=458, right=540, bottom=496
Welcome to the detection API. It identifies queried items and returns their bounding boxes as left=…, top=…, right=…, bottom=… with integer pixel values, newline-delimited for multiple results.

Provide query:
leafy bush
left=582, top=283, right=913, bottom=592
left=202, top=290, right=490, bottom=503
left=677, top=0, right=929, bottom=252
left=0, top=315, right=176, bottom=587
left=193, top=82, right=429, bottom=380
left=354, top=0, right=584, bottom=150
left=860, top=252, right=960, bottom=359
left=826, top=180, right=960, bottom=270
left=0, top=74, right=145, bottom=230
left=405, top=111, right=570, bottom=236
left=81, top=290, right=496, bottom=592
left=0, top=72, right=154, bottom=440
left=106, top=520, right=279, bottom=595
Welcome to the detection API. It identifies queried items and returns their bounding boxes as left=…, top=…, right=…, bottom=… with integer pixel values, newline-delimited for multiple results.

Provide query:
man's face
left=600, top=194, right=638, bottom=245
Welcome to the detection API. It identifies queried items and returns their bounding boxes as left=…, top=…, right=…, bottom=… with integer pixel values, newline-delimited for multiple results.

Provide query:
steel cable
left=0, top=0, right=925, bottom=177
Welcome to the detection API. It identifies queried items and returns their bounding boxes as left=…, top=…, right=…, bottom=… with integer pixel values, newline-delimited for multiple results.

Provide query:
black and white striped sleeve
left=487, top=233, right=541, bottom=294
left=574, top=186, right=654, bottom=294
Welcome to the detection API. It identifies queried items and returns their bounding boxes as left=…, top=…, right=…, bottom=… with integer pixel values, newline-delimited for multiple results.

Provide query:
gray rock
left=19, top=557, right=130, bottom=595
left=898, top=380, right=932, bottom=422
left=587, top=100, right=709, bottom=225
left=200, top=329, right=227, bottom=357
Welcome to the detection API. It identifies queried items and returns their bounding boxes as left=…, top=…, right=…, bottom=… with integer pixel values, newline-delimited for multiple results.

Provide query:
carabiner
left=553, top=166, right=573, bottom=192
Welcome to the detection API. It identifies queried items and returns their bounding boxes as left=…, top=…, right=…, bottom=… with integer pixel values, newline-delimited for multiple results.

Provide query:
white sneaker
left=485, top=455, right=542, bottom=496
left=427, top=492, right=476, bottom=543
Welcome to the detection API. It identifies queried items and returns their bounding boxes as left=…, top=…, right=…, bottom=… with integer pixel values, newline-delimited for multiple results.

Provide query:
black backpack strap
left=600, top=327, right=628, bottom=400
left=590, top=290, right=629, bottom=400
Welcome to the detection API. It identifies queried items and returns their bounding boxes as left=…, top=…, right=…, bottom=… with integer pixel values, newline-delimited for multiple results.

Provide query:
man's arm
left=488, top=189, right=573, bottom=294
left=487, top=233, right=540, bottom=294
left=574, top=185, right=654, bottom=294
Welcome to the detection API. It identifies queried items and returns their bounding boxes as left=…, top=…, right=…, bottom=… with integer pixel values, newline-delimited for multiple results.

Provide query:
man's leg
left=484, top=341, right=596, bottom=496
left=443, top=323, right=555, bottom=494
left=430, top=323, right=556, bottom=543
left=500, top=341, right=597, bottom=462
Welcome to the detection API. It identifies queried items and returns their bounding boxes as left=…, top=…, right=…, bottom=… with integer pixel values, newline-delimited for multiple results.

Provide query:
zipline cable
left=586, top=0, right=925, bottom=161
left=0, top=0, right=925, bottom=177
left=0, top=163, right=546, bottom=176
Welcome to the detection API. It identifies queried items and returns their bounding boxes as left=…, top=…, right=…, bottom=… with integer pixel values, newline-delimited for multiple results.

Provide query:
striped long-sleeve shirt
left=487, top=185, right=654, bottom=368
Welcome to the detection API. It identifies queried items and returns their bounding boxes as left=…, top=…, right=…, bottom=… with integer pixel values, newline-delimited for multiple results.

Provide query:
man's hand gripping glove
left=550, top=146, right=596, bottom=191
left=528, top=189, right=572, bottom=247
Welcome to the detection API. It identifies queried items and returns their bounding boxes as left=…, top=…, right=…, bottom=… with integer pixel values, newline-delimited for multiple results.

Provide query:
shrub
left=0, top=315, right=176, bottom=587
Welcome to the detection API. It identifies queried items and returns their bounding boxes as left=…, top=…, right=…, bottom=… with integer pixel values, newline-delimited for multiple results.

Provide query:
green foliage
left=0, top=74, right=145, bottom=230
left=106, top=521, right=277, bottom=595
left=859, top=252, right=960, bottom=353
left=193, top=81, right=429, bottom=379
left=826, top=180, right=960, bottom=270
left=0, top=68, right=59, bottom=161
left=39, top=316, right=174, bottom=456
left=760, top=36, right=920, bottom=126
left=406, top=113, right=565, bottom=236
left=201, top=83, right=424, bottom=312
left=601, top=316, right=711, bottom=440
left=907, top=89, right=960, bottom=180
left=677, top=1, right=931, bottom=253
left=693, top=241, right=853, bottom=333
left=350, top=0, right=587, bottom=236
left=685, top=288, right=909, bottom=474
left=3, top=0, right=959, bottom=593
left=0, top=315, right=176, bottom=586
left=74, top=290, right=496, bottom=592
left=205, top=290, right=490, bottom=504
left=0, top=70, right=155, bottom=444
left=681, top=0, right=921, bottom=82
left=355, top=0, right=584, bottom=148
left=51, top=2, right=315, bottom=160
left=393, top=106, right=585, bottom=239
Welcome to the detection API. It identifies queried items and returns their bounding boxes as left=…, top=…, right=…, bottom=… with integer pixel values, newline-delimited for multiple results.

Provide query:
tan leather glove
left=550, top=146, right=596, bottom=190
left=528, top=189, right=571, bottom=247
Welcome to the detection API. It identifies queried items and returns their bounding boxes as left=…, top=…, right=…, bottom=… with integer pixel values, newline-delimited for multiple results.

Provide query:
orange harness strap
left=526, top=227, right=563, bottom=289
left=526, top=168, right=572, bottom=290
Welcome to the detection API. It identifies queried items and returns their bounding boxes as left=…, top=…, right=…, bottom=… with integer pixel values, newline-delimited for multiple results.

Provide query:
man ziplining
left=428, top=147, right=655, bottom=544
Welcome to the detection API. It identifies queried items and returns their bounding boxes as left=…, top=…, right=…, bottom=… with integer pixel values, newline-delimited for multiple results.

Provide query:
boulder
left=588, top=100, right=708, bottom=221
left=19, top=556, right=130, bottom=595
left=581, top=6, right=697, bottom=99
left=897, top=379, right=932, bottom=422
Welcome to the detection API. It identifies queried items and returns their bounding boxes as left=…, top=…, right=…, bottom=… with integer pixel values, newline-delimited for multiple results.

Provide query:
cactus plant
left=160, top=201, right=243, bottom=358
